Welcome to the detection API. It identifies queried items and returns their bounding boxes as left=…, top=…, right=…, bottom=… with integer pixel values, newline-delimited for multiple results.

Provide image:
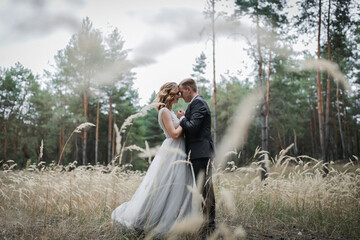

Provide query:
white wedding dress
left=111, top=107, right=196, bottom=235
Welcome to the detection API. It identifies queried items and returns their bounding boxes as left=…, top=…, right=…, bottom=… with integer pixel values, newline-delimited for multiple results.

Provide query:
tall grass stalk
left=57, top=122, right=95, bottom=165
left=113, top=103, right=162, bottom=166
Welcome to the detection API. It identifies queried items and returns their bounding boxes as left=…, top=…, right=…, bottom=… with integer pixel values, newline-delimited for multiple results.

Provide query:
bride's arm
left=161, top=109, right=183, bottom=140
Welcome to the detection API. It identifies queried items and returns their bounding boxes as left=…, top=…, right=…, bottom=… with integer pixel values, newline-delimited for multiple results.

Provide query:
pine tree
left=235, top=0, right=288, bottom=180
left=0, top=63, right=38, bottom=162
left=191, top=52, right=210, bottom=97
left=53, top=17, right=105, bottom=165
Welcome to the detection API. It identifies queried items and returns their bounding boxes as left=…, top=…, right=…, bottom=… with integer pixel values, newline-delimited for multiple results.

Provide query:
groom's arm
left=180, top=99, right=207, bottom=133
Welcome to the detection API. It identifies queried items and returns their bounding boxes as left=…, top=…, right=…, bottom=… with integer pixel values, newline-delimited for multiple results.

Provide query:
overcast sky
left=0, top=0, right=313, bottom=105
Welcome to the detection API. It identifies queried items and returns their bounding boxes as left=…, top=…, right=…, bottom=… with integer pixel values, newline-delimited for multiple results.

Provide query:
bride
left=111, top=82, right=197, bottom=235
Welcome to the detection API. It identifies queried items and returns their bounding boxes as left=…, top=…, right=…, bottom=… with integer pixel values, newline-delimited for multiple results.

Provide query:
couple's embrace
left=111, top=78, right=216, bottom=237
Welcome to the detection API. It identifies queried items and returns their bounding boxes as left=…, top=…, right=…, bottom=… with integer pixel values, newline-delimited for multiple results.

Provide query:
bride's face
left=171, top=91, right=181, bottom=105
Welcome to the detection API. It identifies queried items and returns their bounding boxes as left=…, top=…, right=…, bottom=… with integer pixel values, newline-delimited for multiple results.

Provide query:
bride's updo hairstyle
left=155, top=82, right=179, bottom=111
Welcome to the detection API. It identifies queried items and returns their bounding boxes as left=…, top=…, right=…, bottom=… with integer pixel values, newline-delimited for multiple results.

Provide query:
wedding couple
left=111, top=78, right=216, bottom=237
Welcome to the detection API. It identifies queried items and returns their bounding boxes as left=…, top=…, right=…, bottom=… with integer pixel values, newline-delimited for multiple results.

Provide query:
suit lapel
left=186, top=95, right=197, bottom=119
left=186, top=95, right=203, bottom=120
left=185, top=103, right=191, bottom=119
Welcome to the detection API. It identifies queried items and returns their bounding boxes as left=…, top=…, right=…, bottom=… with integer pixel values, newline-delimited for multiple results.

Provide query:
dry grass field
left=1, top=152, right=359, bottom=240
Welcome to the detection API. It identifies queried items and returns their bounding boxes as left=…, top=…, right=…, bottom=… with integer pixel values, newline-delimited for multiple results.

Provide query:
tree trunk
left=255, top=12, right=267, bottom=181
left=82, top=91, right=88, bottom=165
left=355, top=130, right=359, bottom=158
left=336, top=84, right=346, bottom=159
left=333, top=113, right=338, bottom=159
left=309, top=104, right=315, bottom=157
left=277, top=126, right=284, bottom=150
left=75, top=132, right=79, bottom=162
left=107, top=95, right=113, bottom=164
left=324, top=0, right=331, bottom=174
left=266, top=50, right=271, bottom=154
left=13, top=127, right=20, bottom=153
left=293, top=129, right=298, bottom=155
left=316, top=0, right=325, bottom=163
left=341, top=92, right=351, bottom=157
left=211, top=0, right=217, bottom=147
left=4, top=124, right=8, bottom=161
left=62, top=128, right=65, bottom=160
left=120, top=125, right=133, bottom=165
left=346, top=114, right=352, bottom=156
left=313, top=106, right=318, bottom=155
left=59, top=127, right=62, bottom=164
left=245, top=142, right=248, bottom=163
left=59, top=127, right=65, bottom=165
left=112, top=115, right=116, bottom=159
left=95, top=100, right=100, bottom=165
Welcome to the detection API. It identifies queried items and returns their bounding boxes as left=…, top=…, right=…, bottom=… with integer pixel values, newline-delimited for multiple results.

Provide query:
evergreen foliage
left=1, top=1, right=359, bottom=170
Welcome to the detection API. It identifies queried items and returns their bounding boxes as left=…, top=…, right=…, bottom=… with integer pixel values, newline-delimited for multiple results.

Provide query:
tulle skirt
left=111, top=137, right=196, bottom=235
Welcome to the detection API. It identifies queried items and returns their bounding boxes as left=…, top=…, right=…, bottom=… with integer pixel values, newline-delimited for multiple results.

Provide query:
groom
left=177, top=78, right=216, bottom=234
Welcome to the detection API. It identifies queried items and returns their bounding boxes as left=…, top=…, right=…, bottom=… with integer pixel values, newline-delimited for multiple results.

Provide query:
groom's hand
left=177, top=110, right=185, bottom=119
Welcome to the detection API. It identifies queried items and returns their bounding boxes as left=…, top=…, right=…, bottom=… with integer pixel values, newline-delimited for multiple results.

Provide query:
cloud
left=0, top=0, right=83, bottom=45
left=130, top=8, right=253, bottom=67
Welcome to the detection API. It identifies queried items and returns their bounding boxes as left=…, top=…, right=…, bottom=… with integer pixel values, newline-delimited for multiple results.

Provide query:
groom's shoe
left=207, top=222, right=216, bottom=234
left=201, top=230, right=208, bottom=240
left=201, top=224, right=216, bottom=239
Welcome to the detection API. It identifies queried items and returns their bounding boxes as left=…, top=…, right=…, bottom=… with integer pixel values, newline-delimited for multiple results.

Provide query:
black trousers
left=191, top=158, right=216, bottom=228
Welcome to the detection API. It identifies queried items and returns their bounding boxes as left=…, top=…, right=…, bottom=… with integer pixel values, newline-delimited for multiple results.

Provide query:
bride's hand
left=177, top=110, right=184, bottom=119
left=162, top=110, right=183, bottom=140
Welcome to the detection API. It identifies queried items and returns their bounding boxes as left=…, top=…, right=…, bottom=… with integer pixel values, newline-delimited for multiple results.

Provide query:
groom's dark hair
left=179, top=78, right=197, bottom=92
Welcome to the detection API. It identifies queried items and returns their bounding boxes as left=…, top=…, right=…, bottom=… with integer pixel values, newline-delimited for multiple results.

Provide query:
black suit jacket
left=180, top=95, right=214, bottom=160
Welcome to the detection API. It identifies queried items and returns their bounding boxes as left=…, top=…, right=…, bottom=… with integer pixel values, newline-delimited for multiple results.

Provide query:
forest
left=1, top=0, right=359, bottom=172
left=1, top=1, right=360, bottom=239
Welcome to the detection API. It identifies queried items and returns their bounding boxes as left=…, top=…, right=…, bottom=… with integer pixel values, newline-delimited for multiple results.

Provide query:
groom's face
left=179, top=85, right=191, bottom=103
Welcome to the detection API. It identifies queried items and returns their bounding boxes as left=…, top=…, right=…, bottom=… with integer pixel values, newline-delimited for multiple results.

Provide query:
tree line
left=1, top=0, right=359, bottom=171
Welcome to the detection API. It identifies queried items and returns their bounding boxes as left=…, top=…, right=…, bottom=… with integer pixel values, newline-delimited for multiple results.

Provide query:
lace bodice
left=158, top=107, right=180, bottom=138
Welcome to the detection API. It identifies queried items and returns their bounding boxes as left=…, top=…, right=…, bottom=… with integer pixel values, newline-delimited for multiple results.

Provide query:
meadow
left=1, top=150, right=359, bottom=240
left=1, top=1, right=359, bottom=239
